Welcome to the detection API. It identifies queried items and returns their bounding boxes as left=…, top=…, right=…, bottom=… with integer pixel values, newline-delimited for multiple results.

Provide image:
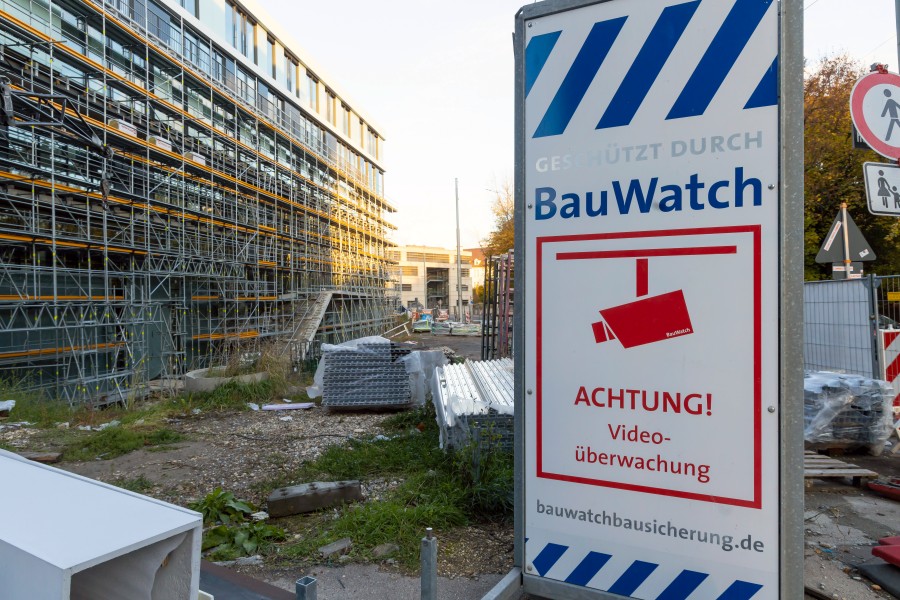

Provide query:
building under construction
left=0, top=0, right=399, bottom=404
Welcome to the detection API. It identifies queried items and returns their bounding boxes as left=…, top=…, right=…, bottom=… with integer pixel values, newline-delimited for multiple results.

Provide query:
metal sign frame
left=512, top=0, right=804, bottom=598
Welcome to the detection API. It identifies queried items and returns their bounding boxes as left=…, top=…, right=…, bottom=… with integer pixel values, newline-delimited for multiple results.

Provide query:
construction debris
left=267, top=480, right=364, bottom=518
left=261, top=403, right=315, bottom=411
left=432, top=358, right=514, bottom=451
left=804, top=371, right=894, bottom=454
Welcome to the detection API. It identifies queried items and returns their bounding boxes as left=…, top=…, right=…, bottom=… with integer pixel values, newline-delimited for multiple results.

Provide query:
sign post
left=814, top=204, right=876, bottom=280
left=513, top=0, right=803, bottom=598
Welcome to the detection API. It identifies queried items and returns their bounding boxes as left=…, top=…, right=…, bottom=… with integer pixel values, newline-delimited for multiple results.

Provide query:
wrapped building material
left=804, top=371, right=894, bottom=454
left=432, top=358, right=514, bottom=450
left=306, top=336, right=446, bottom=409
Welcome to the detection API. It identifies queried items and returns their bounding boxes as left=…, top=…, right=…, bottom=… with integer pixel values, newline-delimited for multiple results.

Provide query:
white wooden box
left=0, top=449, right=202, bottom=599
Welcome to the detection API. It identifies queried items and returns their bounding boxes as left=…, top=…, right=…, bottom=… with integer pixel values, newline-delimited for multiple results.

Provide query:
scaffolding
left=0, top=0, right=399, bottom=404
left=481, top=251, right=514, bottom=360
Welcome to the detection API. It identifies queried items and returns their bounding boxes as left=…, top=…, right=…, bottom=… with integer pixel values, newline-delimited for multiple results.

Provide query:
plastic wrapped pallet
left=804, top=371, right=894, bottom=455
left=306, top=336, right=446, bottom=409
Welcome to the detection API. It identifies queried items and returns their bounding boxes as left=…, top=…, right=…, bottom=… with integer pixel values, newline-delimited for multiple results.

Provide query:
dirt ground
left=3, top=331, right=900, bottom=599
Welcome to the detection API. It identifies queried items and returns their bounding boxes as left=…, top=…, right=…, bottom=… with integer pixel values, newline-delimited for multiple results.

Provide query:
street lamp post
left=455, top=178, right=463, bottom=322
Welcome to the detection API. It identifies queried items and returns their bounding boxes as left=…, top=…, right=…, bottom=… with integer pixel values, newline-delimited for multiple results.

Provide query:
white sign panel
left=523, top=0, right=780, bottom=597
left=863, top=161, right=900, bottom=217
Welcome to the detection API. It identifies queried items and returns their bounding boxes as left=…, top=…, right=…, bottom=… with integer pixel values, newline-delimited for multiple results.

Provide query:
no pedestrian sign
left=519, top=0, right=784, bottom=597
left=850, top=70, right=900, bottom=160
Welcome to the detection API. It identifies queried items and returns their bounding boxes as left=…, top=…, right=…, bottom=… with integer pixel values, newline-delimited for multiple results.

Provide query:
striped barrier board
left=878, top=329, right=900, bottom=414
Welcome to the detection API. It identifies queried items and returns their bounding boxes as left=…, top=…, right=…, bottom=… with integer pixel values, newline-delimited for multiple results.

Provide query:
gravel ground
left=3, top=333, right=900, bottom=599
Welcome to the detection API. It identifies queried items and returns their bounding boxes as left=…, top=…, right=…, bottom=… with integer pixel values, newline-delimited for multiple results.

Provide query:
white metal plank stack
left=432, top=358, right=514, bottom=451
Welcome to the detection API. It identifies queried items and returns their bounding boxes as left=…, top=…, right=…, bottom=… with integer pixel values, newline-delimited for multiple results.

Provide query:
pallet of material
left=803, top=451, right=878, bottom=486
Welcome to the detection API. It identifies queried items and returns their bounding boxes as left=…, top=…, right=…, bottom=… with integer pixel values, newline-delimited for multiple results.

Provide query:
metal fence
left=803, top=275, right=900, bottom=378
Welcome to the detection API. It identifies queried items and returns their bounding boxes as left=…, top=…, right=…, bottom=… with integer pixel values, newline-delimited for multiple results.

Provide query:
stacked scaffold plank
left=322, top=343, right=413, bottom=409
left=432, top=358, right=513, bottom=451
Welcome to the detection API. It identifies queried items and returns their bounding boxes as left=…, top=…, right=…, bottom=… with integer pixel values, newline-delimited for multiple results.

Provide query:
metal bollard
left=420, top=527, right=438, bottom=600
left=296, top=575, right=317, bottom=600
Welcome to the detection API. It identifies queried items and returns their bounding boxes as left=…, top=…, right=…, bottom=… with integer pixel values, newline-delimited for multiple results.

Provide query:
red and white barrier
left=878, top=329, right=900, bottom=415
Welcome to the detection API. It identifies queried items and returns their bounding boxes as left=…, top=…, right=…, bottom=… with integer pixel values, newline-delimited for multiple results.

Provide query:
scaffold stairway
left=289, top=291, right=333, bottom=352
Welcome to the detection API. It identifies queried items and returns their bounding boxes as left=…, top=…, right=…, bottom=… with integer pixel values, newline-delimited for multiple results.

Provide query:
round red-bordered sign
left=850, top=71, right=900, bottom=160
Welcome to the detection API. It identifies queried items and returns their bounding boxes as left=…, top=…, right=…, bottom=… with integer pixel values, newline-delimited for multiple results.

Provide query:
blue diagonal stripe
left=564, top=551, right=611, bottom=587
left=656, top=570, right=709, bottom=600
left=717, top=580, right=764, bottom=599
left=532, top=543, right=568, bottom=577
left=526, top=31, right=562, bottom=96
left=744, top=56, right=778, bottom=108
left=667, top=0, right=774, bottom=119
left=607, top=560, right=658, bottom=596
left=533, top=17, right=627, bottom=138
left=597, top=0, right=700, bottom=130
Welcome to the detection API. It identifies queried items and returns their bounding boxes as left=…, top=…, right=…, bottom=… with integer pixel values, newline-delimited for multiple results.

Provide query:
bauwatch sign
left=515, top=0, right=804, bottom=598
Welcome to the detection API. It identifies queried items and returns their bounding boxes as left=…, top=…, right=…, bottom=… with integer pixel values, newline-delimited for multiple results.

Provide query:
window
left=341, top=105, right=351, bottom=136
left=401, top=284, right=412, bottom=292
left=285, top=55, right=296, bottom=94
left=461, top=285, right=469, bottom=291
left=147, top=0, right=171, bottom=45
left=236, top=65, right=255, bottom=104
left=461, top=268, right=470, bottom=277
left=227, top=2, right=254, bottom=59
left=401, top=265, right=418, bottom=276
left=306, top=72, right=318, bottom=111
left=367, top=128, right=378, bottom=155
left=179, top=0, right=197, bottom=17
left=265, top=37, right=275, bottom=78
left=326, top=90, right=336, bottom=124
left=184, top=28, right=209, bottom=73
left=385, top=250, right=400, bottom=261
left=406, top=252, right=425, bottom=262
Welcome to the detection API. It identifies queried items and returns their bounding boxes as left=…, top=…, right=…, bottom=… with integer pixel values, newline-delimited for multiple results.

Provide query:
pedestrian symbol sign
left=850, top=70, right=900, bottom=160
left=863, top=161, right=900, bottom=217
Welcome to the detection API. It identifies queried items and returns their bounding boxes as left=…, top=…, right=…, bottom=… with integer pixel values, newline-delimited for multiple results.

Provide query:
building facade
left=389, top=245, right=472, bottom=320
left=0, top=0, right=398, bottom=403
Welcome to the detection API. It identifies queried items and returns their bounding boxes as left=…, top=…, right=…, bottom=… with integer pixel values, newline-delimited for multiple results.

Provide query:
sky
left=260, top=0, right=900, bottom=250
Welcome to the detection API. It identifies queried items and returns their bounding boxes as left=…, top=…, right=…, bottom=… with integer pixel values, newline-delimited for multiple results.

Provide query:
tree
left=482, top=180, right=515, bottom=257
left=472, top=283, right=485, bottom=304
left=804, top=55, right=900, bottom=279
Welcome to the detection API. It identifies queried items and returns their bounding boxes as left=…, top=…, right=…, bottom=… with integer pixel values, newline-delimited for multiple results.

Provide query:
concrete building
left=388, top=245, right=472, bottom=320
left=0, top=0, right=398, bottom=403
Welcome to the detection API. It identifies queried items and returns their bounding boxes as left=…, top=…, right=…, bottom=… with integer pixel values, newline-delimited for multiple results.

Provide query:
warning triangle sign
left=815, top=209, right=876, bottom=263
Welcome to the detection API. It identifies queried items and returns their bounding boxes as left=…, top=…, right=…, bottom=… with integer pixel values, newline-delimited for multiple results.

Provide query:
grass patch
left=180, top=379, right=276, bottom=412
left=271, top=404, right=512, bottom=569
left=8, top=394, right=73, bottom=428
left=111, top=475, right=155, bottom=493
left=64, top=426, right=184, bottom=461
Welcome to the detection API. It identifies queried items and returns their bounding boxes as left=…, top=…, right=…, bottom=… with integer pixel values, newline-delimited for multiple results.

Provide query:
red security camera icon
left=592, top=289, right=693, bottom=349
left=555, top=246, right=736, bottom=350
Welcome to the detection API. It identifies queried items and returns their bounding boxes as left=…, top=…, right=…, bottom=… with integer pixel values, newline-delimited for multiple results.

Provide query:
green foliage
left=111, top=475, right=154, bottom=493
left=191, top=489, right=284, bottom=560
left=64, top=427, right=184, bottom=461
left=182, top=379, right=275, bottom=412
left=454, top=435, right=514, bottom=515
left=804, top=55, right=900, bottom=278
left=6, top=391, right=70, bottom=428
left=482, top=181, right=515, bottom=258
left=276, top=404, right=512, bottom=568
left=190, top=488, right=256, bottom=525
left=203, top=522, right=286, bottom=560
